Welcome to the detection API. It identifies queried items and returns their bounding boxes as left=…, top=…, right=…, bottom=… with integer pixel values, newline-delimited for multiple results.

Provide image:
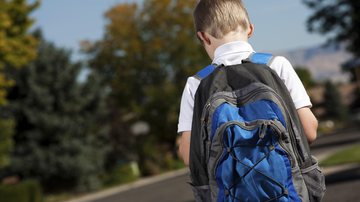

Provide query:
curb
left=322, top=163, right=360, bottom=176
left=63, top=168, right=189, bottom=202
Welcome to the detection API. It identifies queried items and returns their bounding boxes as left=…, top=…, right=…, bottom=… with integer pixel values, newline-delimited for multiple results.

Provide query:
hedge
left=0, top=179, right=42, bottom=202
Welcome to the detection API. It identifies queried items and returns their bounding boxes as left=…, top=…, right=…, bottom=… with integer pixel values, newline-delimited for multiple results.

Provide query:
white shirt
left=177, top=41, right=312, bottom=133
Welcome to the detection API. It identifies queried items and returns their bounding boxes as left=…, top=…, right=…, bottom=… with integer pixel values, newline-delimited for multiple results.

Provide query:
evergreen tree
left=7, top=35, right=108, bottom=192
left=323, top=81, right=348, bottom=121
left=0, top=0, right=38, bottom=169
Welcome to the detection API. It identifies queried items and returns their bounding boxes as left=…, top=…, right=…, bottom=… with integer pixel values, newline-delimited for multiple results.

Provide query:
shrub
left=102, top=162, right=140, bottom=187
left=0, top=179, right=42, bottom=202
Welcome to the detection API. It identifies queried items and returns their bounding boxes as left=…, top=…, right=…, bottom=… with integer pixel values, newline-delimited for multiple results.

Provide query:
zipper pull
left=282, top=131, right=290, bottom=143
left=259, top=123, right=267, bottom=139
left=202, top=103, right=211, bottom=124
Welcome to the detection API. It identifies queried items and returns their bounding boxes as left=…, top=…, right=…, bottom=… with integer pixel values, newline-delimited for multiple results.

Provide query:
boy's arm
left=177, top=131, right=191, bottom=165
left=271, top=57, right=318, bottom=143
left=297, top=107, right=318, bottom=144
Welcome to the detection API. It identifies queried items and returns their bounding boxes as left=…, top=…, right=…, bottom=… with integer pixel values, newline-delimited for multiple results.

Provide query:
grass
left=320, top=144, right=360, bottom=167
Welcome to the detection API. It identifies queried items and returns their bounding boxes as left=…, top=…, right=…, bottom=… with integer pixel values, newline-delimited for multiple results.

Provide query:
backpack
left=189, top=53, right=326, bottom=202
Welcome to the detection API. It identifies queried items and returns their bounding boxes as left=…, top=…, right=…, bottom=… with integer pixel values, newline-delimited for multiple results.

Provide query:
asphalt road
left=89, top=174, right=194, bottom=202
left=322, top=165, right=360, bottom=202
left=86, top=128, right=360, bottom=202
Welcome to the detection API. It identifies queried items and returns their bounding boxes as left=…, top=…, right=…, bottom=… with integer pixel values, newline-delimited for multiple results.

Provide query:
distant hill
left=275, top=43, right=353, bottom=82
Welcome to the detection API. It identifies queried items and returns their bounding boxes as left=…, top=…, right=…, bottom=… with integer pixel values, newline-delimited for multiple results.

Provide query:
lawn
left=320, top=144, right=360, bottom=167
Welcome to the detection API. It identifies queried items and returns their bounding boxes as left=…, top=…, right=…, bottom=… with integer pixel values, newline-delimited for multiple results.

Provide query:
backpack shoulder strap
left=245, top=52, right=274, bottom=66
left=194, top=64, right=217, bottom=80
left=194, top=53, right=274, bottom=80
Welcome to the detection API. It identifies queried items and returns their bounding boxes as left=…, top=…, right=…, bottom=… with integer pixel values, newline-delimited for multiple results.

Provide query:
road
left=89, top=173, right=194, bottom=202
left=81, top=128, right=360, bottom=202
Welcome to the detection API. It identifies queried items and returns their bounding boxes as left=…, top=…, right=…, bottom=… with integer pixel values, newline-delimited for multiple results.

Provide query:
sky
left=30, top=0, right=326, bottom=59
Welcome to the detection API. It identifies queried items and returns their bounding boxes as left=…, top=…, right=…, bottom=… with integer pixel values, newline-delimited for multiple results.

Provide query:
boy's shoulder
left=271, top=55, right=292, bottom=66
left=268, top=55, right=294, bottom=74
left=247, top=52, right=292, bottom=68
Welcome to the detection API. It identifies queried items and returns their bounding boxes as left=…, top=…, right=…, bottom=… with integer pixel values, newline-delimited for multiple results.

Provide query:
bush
left=102, top=162, right=140, bottom=187
left=0, top=179, right=42, bottom=202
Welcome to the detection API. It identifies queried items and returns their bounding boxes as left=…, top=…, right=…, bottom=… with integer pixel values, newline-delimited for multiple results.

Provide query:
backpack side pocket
left=301, top=156, right=326, bottom=202
left=190, top=184, right=211, bottom=202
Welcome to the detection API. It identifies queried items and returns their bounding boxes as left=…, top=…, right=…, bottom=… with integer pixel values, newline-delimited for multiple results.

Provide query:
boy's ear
left=197, top=31, right=211, bottom=45
left=248, top=23, right=254, bottom=38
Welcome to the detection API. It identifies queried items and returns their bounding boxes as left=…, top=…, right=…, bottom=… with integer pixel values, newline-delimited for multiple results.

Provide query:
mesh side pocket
left=301, top=156, right=326, bottom=202
left=190, top=184, right=211, bottom=202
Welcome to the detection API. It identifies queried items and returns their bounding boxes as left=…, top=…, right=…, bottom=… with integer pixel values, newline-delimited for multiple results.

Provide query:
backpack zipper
left=268, top=121, right=297, bottom=167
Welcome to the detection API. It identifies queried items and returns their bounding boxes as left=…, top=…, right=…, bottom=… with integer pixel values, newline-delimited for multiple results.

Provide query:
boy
left=177, top=0, right=318, bottom=165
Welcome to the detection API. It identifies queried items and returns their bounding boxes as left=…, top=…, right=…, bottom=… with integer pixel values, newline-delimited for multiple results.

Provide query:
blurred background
left=0, top=0, right=359, bottom=202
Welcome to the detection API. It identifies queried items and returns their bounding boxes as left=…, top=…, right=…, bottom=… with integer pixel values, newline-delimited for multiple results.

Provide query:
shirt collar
left=212, top=41, right=255, bottom=66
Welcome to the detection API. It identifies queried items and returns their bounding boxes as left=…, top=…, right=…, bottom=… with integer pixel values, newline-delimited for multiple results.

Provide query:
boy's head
left=194, top=0, right=254, bottom=59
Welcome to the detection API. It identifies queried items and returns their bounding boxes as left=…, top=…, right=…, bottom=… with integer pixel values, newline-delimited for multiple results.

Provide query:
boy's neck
left=216, top=31, right=248, bottom=45
left=209, top=31, right=249, bottom=60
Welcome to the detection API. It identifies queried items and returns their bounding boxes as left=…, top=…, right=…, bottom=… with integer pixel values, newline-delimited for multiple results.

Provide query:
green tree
left=84, top=0, right=208, bottom=174
left=323, top=81, right=348, bottom=121
left=6, top=34, right=108, bottom=192
left=295, top=67, right=315, bottom=89
left=0, top=0, right=39, bottom=169
left=303, top=0, right=360, bottom=56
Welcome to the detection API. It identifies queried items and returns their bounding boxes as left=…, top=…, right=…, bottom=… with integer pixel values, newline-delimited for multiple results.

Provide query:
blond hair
left=193, top=0, right=251, bottom=38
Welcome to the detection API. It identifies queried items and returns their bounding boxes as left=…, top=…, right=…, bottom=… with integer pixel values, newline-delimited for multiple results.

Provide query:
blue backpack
left=189, top=53, right=326, bottom=202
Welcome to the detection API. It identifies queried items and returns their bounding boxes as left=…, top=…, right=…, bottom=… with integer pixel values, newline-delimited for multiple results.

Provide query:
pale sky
left=31, top=0, right=326, bottom=59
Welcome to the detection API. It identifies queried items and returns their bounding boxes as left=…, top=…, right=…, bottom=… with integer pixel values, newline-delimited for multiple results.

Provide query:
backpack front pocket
left=209, top=119, right=297, bottom=202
